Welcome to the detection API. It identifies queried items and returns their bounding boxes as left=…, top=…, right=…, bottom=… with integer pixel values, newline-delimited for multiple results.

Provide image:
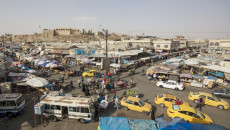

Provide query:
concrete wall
left=42, top=29, right=54, bottom=38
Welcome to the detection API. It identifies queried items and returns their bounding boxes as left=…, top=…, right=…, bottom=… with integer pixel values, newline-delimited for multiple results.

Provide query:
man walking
left=114, top=96, right=119, bottom=110
left=195, top=96, right=204, bottom=111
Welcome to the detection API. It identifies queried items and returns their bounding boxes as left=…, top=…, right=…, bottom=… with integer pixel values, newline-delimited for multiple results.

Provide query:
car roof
left=168, top=80, right=177, bottom=83
left=127, top=96, right=140, bottom=102
left=174, top=105, right=195, bottom=113
left=193, top=92, right=212, bottom=96
left=163, top=94, right=177, bottom=99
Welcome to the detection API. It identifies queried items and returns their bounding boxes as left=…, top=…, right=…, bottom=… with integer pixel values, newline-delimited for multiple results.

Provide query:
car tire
left=79, top=118, right=86, bottom=124
left=175, top=88, right=179, bottom=91
left=160, top=103, right=165, bottom=108
left=124, top=106, right=129, bottom=111
left=218, top=105, right=224, bottom=110
left=50, top=115, right=57, bottom=122
left=193, top=99, right=198, bottom=104
left=159, top=85, right=163, bottom=88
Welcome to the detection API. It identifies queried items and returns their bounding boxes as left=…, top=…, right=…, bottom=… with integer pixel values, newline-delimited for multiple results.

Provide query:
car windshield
left=139, top=100, right=145, bottom=106
left=196, top=110, right=205, bottom=119
left=212, top=95, right=221, bottom=101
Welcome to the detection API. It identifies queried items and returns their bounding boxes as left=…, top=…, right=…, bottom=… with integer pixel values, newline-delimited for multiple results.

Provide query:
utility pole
left=105, top=30, right=108, bottom=58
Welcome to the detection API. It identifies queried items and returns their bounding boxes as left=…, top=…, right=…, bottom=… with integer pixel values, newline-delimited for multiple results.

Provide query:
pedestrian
left=113, top=91, right=116, bottom=101
left=47, top=69, right=50, bottom=76
left=130, top=77, right=133, bottom=87
left=78, top=79, right=81, bottom=88
left=60, top=88, right=64, bottom=96
left=61, top=75, right=64, bottom=83
left=70, top=80, right=73, bottom=90
left=105, top=94, right=108, bottom=101
left=114, top=82, right=117, bottom=91
left=42, top=69, right=45, bottom=76
left=148, top=73, right=151, bottom=81
left=153, top=73, right=156, bottom=81
left=114, top=96, right=119, bottom=110
left=195, top=96, right=204, bottom=111
left=4, top=117, right=8, bottom=127
left=124, top=80, right=127, bottom=90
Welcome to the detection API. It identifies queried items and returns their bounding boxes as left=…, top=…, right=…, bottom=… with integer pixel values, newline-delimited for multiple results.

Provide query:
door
left=165, top=82, right=172, bottom=89
left=206, top=96, right=218, bottom=107
left=133, top=102, right=142, bottom=112
left=62, top=106, right=68, bottom=118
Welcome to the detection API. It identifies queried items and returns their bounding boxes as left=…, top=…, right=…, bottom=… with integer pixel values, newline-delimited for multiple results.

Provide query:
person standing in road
left=78, top=79, right=81, bottom=88
left=70, top=80, right=73, bottom=90
left=114, top=96, right=119, bottom=110
left=195, top=96, right=204, bottom=111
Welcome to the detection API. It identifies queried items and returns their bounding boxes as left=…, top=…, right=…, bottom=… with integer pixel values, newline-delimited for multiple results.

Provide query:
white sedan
left=156, top=80, right=185, bottom=91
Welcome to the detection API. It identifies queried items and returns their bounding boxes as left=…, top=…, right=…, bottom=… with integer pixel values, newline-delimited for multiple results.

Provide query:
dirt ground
left=1, top=64, right=230, bottom=130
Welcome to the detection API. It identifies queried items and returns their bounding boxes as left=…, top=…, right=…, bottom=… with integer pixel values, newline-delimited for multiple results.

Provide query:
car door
left=164, top=98, right=172, bottom=107
left=164, top=82, right=172, bottom=89
left=133, top=101, right=142, bottom=112
left=206, top=96, right=218, bottom=107
left=125, top=100, right=134, bottom=110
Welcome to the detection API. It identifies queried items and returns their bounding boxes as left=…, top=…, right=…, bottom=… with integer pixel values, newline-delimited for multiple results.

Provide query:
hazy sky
left=0, top=0, right=229, bottom=39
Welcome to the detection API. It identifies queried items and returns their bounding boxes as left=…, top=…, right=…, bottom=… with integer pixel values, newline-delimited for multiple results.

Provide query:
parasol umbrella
left=50, top=64, right=58, bottom=68
left=26, top=69, right=37, bottom=73
left=45, top=63, right=54, bottom=67
left=26, top=77, right=49, bottom=88
left=38, top=61, right=46, bottom=65
left=40, top=62, right=50, bottom=67
left=99, top=100, right=108, bottom=109
left=52, top=60, right=59, bottom=64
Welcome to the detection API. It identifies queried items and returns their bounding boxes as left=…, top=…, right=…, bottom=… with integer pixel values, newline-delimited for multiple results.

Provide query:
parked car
left=167, top=105, right=214, bottom=124
left=212, top=89, right=230, bottom=99
left=188, top=92, right=229, bottom=110
left=156, top=80, right=185, bottom=91
left=155, top=94, right=190, bottom=108
left=82, top=70, right=99, bottom=77
left=120, top=96, right=152, bottom=115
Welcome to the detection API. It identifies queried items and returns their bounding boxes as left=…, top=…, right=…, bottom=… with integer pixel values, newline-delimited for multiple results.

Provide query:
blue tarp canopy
left=99, top=117, right=130, bottom=130
left=128, top=119, right=158, bottom=130
left=208, top=71, right=224, bottom=78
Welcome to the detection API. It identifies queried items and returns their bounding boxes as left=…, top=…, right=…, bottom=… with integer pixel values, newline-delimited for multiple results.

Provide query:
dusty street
left=1, top=65, right=230, bottom=130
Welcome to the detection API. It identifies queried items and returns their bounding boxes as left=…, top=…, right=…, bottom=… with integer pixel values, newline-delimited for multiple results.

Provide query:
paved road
left=1, top=65, right=230, bottom=130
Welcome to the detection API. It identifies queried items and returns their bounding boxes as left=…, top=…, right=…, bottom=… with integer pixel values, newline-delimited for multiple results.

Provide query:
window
left=179, top=111, right=189, bottom=115
left=139, top=100, right=145, bottom=106
left=157, top=45, right=160, bottom=48
left=16, top=96, right=24, bottom=106
left=69, top=107, right=77, bottom=112
left=188, top=112, right=201, bottom=119
left=76, top=107, right=80, bottom=112
left=164, top=45, right=169, bottom=48
left=134, top=102, right=140, bottom=106
left=81, top=107, right=89, bottom=113
left=166, top=82, right=172, bottom=85
left=51, top=105, right=61, bottom=110
left=0, top=101, right=6, bottom=107
left=208, top=96, right=216, bottom=101
left=125, top=100, right=134, bottom=104
left=164, top=98, right=171, bottom=102
left=199, top=95, right=206, bottom=99
left=45, top=104, right=50, bottom=109
left=7, top=101, right=16, bottom=106
left=193, top=92, right=199, bottom=95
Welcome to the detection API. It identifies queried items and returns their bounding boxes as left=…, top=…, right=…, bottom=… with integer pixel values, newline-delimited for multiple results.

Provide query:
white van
left=0, top=93, right=25, bottom=116
left=40, top=95, right=95, bottom=124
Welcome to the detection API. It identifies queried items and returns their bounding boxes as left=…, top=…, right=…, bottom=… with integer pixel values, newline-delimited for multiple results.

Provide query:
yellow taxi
left=82, top=70, right=97, bottom=77
left=155, top=94, right=190, bottom=108
left=167, top=105, right=214, bottom=124
left=188, top=92, right=229, bottom=110
left=120, top=96, right=152, bottom=115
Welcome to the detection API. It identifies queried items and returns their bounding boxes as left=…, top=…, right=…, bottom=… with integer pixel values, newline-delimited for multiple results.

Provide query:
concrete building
left=54, top=28, right=80, bottom=36
left=153, top=39, right=180, bottom=53
left=173, top=35, right=187, bottom=50
left=209, top=39, right=230, bottom=54
left=42, top=29, right=54, bottom=38
left=0, top=53, right=6, bottom=82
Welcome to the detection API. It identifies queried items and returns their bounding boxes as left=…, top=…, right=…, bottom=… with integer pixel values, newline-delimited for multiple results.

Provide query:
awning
left=50, top=51, right=62, bottom=54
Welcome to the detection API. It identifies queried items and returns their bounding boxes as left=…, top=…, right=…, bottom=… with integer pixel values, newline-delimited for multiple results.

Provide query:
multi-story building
left=153, top=39, right=180, bottom=53
left=173, top=35, right=187, bottom=50
left=209, top=39, right=230, bottom=54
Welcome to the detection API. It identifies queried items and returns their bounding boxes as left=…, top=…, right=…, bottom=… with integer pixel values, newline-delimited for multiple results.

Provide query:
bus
left=0, top=93, right=25, bottom=116
left=39, top=95, right=95, bottom=124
